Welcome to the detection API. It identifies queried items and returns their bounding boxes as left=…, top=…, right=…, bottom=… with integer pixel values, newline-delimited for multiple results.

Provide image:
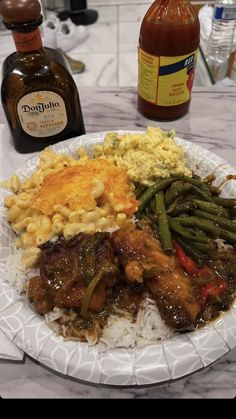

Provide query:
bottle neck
left=149, top=0, right=197, bottom=25
left=12, top=27, right=43, bottom=53
left=2, top=14, right=44, bottom=54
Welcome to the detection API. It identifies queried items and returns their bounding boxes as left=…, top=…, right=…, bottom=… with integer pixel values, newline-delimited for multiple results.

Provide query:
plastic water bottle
left=206, top=0, right=236, bottom=81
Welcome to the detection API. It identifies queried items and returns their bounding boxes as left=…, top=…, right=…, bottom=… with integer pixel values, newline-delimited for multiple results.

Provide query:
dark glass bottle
left=138, top=0, right=200, bottom=121
left=0, top=0, right=85, bottom=153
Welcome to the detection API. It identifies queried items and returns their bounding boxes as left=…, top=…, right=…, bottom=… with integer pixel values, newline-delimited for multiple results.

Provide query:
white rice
left=44, top=297, right=174, bottom=350
left=45, top=306, right=67, bottom=322
left=1, top=251, right=30, bottom=294
left=99, top=298, right=174, bottom=350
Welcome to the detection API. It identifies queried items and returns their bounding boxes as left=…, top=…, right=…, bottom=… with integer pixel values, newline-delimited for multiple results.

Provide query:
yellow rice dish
left=93, top=126, right=192, bottom=186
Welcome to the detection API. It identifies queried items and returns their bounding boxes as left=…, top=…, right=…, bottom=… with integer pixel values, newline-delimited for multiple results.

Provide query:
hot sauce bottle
left=0, top=0, right=85, bottom=153
left=138, top=0, right=200, bottom=120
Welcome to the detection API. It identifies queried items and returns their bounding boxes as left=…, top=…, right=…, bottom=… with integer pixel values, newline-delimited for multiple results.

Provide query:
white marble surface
left=0, top=86, right=236, bottom=398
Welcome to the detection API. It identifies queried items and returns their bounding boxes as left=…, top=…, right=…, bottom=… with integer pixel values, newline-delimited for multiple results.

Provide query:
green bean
left=175, top=216, right=220, bottom=237
left=145, top=206, right=153, bottom=219
left=155, top=191, right=173, bottom=254
left=176, top=215, right=236, bottom=242
left=213, top=197, right=236, bottom=208
left=80, top=265, right=109, bottom=318
left=167, top=200, right=196, bottom=216
left=230, top=207, right=236, bottom=217
left=169, top=175, right=214, bottom=203
left=135, top=183, right=146, bottom=199
left=191, top=175, right=219, bottom=194
left=173, top=234, right=205, bottom=266
left=190, top=239, right=218, bottom=256
left=193, top=199, right=228, bottom=217
left=81, top=234, right=107, bottom=283
left=138, top=177, right=177, bottom=212
left=150, top=197, right=156, bottom=214
left=218, top=228, right=236, bottom=243
left=168, top=217, right=209, bottom=243
left=165, top=196, right=185, bottom=214
left=194, top=209, right=236, bottom=233
left=180, top=175, right=214, bottom=196
left=165, top=181, right=192, bottom=207
left=187, top=227, right=210, bottom=241
left=190, top=185, right=215, bottom=203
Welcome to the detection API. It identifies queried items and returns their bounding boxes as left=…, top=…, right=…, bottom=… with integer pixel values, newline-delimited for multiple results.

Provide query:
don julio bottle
left=0, top=0, right=85, bottom=153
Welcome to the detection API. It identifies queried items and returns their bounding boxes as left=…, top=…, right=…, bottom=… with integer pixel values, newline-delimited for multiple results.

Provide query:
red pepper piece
left=173, top=242, right=228, bottom=307
left=173, top=240, right=199, bottom=275
left=200, top=279, right=228, bottom=306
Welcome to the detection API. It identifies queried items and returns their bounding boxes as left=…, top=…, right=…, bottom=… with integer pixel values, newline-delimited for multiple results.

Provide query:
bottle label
left=215, top=6, right=236, bottom=20
left=17, top=91, right=68, bottom=138
left=13, top=28, right=43, bottom=52
left=138, top=48, right=198, bottom=107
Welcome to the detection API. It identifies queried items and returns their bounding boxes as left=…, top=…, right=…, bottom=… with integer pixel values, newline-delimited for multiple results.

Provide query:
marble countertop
left=1, top=86, right=236, bottom=398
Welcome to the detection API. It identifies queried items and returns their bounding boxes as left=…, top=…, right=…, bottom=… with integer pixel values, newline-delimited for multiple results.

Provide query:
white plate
left=1, top=131, right=236, bottom=386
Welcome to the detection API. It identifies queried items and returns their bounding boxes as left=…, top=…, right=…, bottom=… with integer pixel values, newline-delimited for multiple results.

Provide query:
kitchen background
left=0, top=1, right=213, bottom=87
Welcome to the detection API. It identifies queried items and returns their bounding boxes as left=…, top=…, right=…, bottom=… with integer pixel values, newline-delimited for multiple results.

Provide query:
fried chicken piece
left=112, top=228, right=201, bottom=330
left=27, top=276, right=54, bottom=315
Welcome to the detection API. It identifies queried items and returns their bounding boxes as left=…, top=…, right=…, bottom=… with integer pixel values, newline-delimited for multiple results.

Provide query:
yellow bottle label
left=138, top=48, right=198, bottom=107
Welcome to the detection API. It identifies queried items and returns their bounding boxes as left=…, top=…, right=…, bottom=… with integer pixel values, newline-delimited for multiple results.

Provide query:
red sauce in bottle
left=138, top=0, right=200, bottom=120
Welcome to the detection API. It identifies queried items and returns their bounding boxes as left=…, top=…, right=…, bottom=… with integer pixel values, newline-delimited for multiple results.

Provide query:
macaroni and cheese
left=2, top=148, right=138, bottom=268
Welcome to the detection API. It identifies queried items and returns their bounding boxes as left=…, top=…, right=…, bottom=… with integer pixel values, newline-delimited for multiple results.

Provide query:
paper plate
left=1, top=131, right=236, bottom=386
